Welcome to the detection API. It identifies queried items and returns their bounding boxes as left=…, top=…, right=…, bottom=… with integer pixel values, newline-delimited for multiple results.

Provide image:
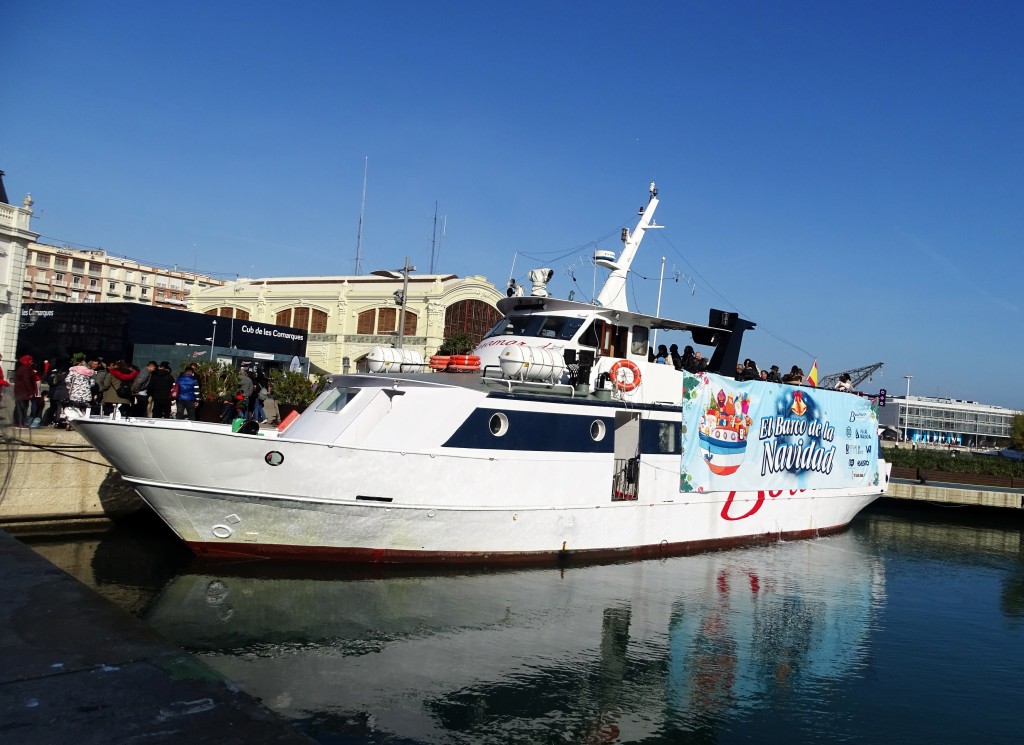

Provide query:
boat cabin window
left=578, top=319, right=628, bottom=357
left=603, top=324, right=629, bottom=358
left=484, top=315, right=584, bottom=341
left=539, top=316, right=584, bottom=339
left=315, top=387, right=361, bottom=413
left=630, top=325, right=649, bottom=356
left=578, top=320, right=603, bottom=348
left=657, top=422, right=680, bottom=454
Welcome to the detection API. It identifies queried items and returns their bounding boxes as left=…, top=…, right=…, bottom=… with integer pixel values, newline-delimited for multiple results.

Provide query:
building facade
left=878, top=395, right=1021, bottom=448
left=0, top=176, right=37, bottom=373
left=190, top=273, right=504, bottom=373
left=22, top=241, right=224, bottom=308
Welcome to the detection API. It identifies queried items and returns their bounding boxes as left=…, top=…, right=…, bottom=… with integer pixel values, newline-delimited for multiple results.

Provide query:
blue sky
left=4, top=1, right=1022, bottom=409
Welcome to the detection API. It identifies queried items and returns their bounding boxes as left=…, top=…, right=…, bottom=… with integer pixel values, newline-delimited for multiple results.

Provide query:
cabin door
left=612, top=411, right=641, bottom=501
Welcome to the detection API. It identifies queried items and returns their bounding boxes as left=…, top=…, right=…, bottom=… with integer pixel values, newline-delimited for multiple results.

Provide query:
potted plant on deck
left=191, top=361, right=242, bottom=423
left=269, top=369, right=325, bottom=420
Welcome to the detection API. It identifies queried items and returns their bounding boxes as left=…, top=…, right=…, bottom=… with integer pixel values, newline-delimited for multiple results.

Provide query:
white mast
left=652, top=255, right=666, bottom=348
left=595, top=182, right=660, bottom=311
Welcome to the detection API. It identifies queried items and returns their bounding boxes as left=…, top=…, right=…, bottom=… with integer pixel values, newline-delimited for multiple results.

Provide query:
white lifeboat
left=366, top=346, right=424, bottom=373
left=499, top=345, right=566, bottom=383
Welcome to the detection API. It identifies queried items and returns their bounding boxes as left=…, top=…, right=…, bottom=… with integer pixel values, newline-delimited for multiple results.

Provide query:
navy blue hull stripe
left=442, top=408, right=682, bottom=454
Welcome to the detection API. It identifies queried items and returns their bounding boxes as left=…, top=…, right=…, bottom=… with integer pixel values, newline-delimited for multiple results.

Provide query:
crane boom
left=820, top=362, right=884, bottom=390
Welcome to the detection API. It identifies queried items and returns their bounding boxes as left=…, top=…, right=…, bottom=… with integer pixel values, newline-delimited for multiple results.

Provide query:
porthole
left=489, top=412, right=509, bottom=437
left=265, top=451, right=285, bottom=466
left=590, top=420, right=606, bottom=441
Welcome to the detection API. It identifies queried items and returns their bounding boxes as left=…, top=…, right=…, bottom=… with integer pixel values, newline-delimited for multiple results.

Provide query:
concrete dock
left=1, top=425, right=144, bottom=527
left=0, top=528, right=315, bottom=744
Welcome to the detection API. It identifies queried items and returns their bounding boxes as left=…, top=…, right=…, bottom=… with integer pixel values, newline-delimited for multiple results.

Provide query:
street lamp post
left=903, top=374, right=912, bottom=443
left=210, top=319, right=217, bottom=361
left=397, top=256, right=413, bottom=350
left=372, top=258, right=416, bottom=350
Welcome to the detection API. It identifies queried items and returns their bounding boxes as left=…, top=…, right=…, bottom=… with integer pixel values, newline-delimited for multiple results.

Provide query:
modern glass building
left=15, top=302, right=308, bottom=377
left=877, top=395, right=1021, bottom=447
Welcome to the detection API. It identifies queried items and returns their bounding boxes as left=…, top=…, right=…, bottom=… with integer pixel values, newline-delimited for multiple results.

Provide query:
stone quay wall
left=0, top=426, right=144, bottom=530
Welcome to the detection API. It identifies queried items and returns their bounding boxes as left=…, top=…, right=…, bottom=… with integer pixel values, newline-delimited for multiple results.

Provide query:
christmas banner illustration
left=680, top=372, right=880, bottom=494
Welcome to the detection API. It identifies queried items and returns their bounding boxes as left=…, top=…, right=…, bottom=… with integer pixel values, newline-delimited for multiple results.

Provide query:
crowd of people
left=646, top=345, right=854, bottom=390
left=1, top=355, right=280, bottom=429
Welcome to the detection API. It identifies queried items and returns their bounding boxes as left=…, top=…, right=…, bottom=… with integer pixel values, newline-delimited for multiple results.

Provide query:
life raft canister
left=447, top=354, right=481, bottom=372
left=609, top=359, right=642, bottom=392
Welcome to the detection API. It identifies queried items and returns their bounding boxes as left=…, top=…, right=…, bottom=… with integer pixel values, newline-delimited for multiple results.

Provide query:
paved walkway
left=0, top=529, right=314, bottom=744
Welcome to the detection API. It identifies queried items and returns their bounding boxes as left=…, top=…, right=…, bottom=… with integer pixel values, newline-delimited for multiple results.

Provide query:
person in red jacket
left=103, top=359, right=139, bottom=418
left=0, top=354, right=9, bottom=398
left=13, top=355, right=38, bottom=428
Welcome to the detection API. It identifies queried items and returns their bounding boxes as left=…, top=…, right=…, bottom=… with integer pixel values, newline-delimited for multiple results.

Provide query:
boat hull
left=176, top=496, right=865, bottom=564
left=74, top=415, right=886, bottom=564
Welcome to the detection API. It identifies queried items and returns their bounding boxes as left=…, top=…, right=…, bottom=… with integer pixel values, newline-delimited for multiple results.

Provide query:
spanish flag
left=805, top=359, right=819, bottom=387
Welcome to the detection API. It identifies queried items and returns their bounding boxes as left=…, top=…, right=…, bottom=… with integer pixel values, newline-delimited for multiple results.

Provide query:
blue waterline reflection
left=24, top=504, right=1024, bottom=744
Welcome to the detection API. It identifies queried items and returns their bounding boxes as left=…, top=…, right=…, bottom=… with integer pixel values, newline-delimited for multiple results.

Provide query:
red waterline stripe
left=186, top=522, right=852, bottom=566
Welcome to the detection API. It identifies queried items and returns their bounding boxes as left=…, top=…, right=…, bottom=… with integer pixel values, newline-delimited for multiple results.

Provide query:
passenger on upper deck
left=767, top=365, right=782, bottom=383
left=655, top=345, right=669, bottom=364
left=836, top=372, right=853, bottom=392
left=669, top=344, right=682, bottom=370
left=681, top=346, right=696, bottom=373
left=781, top=365, right=804, bottom=385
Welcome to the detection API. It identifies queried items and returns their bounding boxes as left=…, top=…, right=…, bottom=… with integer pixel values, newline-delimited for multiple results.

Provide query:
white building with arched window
left=189, top=273, right=504, bottom=373
left=0, top=184, right=36, bottom=376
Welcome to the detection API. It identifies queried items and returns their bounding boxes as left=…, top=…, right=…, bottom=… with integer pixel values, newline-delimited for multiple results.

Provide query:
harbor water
left=22, top=502, right=1024, bottom=745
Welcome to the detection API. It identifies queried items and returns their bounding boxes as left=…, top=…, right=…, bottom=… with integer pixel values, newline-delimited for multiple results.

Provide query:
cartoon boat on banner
left=72, top=183, right=890, bottom=563
left=697, top=389, right=752, bottom=476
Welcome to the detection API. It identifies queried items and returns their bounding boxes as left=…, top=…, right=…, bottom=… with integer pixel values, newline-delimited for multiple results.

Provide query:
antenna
left=430, top=202, right=438, bottom=274
left=354, top=156, right=368, bottom=275
left=436, top=215, right=446, bottom=272
left=507, top=251, right=519, bottom=289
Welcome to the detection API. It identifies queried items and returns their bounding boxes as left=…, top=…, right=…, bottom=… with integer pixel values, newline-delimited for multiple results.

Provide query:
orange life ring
left=609, top=359, right=642, bottom=392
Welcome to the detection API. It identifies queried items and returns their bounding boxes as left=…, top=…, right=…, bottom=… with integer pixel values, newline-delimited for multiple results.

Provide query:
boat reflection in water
left=142, top=531, right=884, bottom=743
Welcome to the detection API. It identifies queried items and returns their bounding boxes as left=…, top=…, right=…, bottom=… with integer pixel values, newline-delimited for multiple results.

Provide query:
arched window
left=205, top=307, right=249, bottom=320
left=444, top=299, right=501, bottom=345
left=354, top=307, right=418, bottom=335
left=276, top=307, right=328, bottom=332
left=378, top=307, right=397, bottom=333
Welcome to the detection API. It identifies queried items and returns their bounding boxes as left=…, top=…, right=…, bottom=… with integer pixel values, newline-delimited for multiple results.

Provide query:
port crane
left=820, top=362, right=884, bottom=391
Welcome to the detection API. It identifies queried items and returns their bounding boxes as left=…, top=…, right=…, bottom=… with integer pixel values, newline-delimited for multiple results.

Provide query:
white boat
left=74, top=183, right=889, bottom=563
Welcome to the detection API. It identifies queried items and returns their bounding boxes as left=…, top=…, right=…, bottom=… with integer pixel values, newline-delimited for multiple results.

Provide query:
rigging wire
left=506, top=210, right=818, bottom=364
left=650, top=231, right=817, bottom=361
left=514, top=224, right=629, bottom=262
left=566, top=264, right=595, bottom=304
left=508, top=215, right=636, bottom=296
